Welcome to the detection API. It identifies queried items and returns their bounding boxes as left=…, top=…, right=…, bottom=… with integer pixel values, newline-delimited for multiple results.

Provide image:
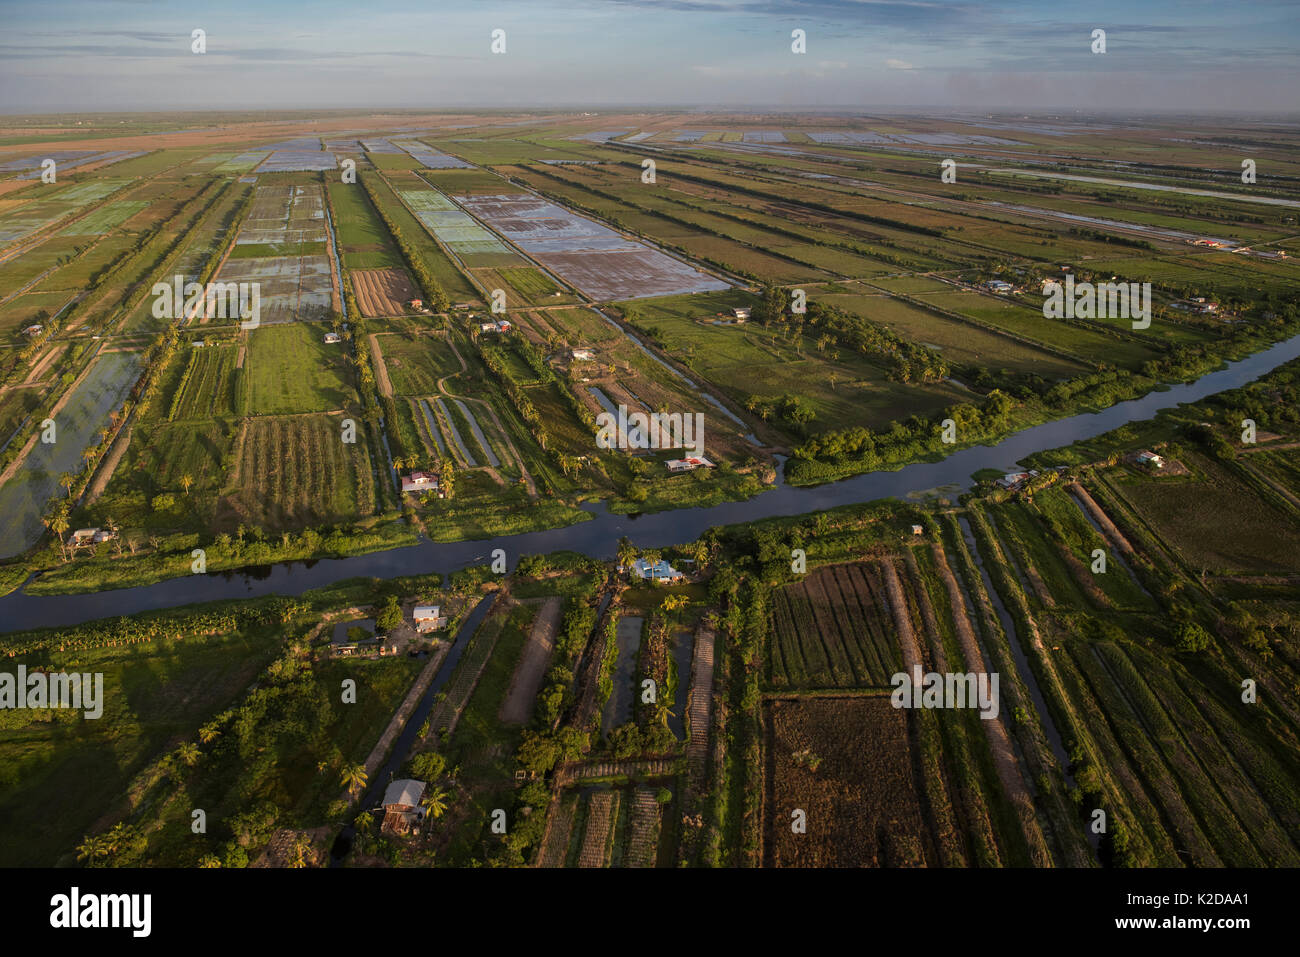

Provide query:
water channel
left=3, top=332, right=1299, bottom=632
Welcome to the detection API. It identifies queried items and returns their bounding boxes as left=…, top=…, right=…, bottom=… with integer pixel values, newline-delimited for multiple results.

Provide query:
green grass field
left=245, top=323, right=356, bottom=414
left=58, top=200, right=148, bottom=236
left=815, top=285, right=1086, bottom=379
left=377, top=332, right=463, bottom=395
left=1111, top=451, right=1300, bottom=575
left=624, top=298, right=969, bottom=434
left=0, top=627, right=283, bottom=866
left=167, top=344, right=239, bottom=420
left=327, top=181, right=402, bottom=269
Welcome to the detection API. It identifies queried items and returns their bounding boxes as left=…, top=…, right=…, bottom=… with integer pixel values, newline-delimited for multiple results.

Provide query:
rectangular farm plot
left=254, top=150, right=337, bottom=173
left=210, top=254, right=334, bottom=324
left=455, top=193, right=730, bottom=300
left=373, top=333, right=462, bottom=395
left=212, top=151, right=270, bottom=173
left=0, top=178, right=133, bottom=245
left=351, top=268, right=419, bottom=317
left=58, top=200, right=148, bottom=235
left=1112, top=452, right=1300, bottom=575
left=228, top=413, right=376, bottom=531
left=101, top=420, right=237, bottom=523
left=816, top=288, right=1087, bottom=379
left=534, top=248, right=730, bottom=301
left=167, top=344, right=239, bottom=421
left=397, top=189, right=514, bottom=258
left=764, top=697, right=935, bottom=867
left=470, top=266, right=576, bottom=307
left=769, top=562, right=905, bottom=688
left=326, top=182, right=401, bottom=268
left=210, top=187, right=334, bottom=320
left=245, top=323, right=355, bottom=414
left=392, top=141, right=473, bottom=169
left=236, top=184, right=327, bottom=245
left=362, top=139, right=405, bottom=154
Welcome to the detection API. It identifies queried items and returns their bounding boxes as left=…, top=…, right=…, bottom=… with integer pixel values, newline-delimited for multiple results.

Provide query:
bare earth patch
left=500, top=596, right=563, bottom=724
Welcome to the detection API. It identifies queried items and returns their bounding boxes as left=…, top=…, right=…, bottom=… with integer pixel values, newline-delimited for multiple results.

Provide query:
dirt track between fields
left=1069, top=482, right=1135, bottom=556
left=500, top=596, right=563, bottom=724
left=368, top=333, right=394, bottom=397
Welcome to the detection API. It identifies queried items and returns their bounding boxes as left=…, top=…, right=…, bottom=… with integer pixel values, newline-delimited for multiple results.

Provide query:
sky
left=1, top=0, right=1298, bottom=113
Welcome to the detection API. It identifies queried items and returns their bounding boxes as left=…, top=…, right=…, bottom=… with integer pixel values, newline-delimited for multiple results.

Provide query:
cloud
left=886, top=58, right=913, bottom=69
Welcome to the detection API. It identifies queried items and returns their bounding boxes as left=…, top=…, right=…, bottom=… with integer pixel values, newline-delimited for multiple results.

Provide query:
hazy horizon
left=2, top=0, right=1298, bottom=114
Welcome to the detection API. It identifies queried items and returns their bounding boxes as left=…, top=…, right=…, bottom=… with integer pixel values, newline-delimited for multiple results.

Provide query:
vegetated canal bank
left=4, top=331, right=1300, bottom=631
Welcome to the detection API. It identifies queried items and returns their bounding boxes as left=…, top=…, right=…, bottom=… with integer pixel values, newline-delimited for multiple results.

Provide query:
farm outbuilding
left=666, top=456, right=714, bottom=473
left=381, top=779, right=427, bottom=835
left=413, top=604, right=447, bottom=633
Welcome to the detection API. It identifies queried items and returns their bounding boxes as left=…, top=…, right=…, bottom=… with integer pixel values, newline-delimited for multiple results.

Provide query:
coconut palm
left=421, top=787, right=450, bottom=820
left=179, top=474, right=193, bottom=496
left=617, top=536, right=637, bottom=573
left=198, top=722, right=222, bottom=744
left=341, top=763, right=368, bottom=794
left=76, top=834, right=110, bottom=864
left=177, top=743, right=200, bottom=767
left=47, top=510, right=70, bottom=560
left=643, top=550, right=662, bottom=581
left=660, top=594, right=688, bottom=619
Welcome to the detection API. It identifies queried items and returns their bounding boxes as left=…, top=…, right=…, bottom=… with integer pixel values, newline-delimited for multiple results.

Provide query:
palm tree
left=617, top=536, right=637, bottom=573
left=198, top=722, right=222, bottom=745
left=661, top=594, right=688, bottom=619
left=421, top=787, right=450, bottom=820
left=76, top=834, right=110, bottom=864
left=180, top=474, right=193, bottom=496
left=59, top=472, right=75, bottom=498
left=289, top=833, right=313, bottom=868
left=197, top=854, right=222, bottom=868
left=177, top=743, right=200, bottom=767
left=654, top=700, right=677, bottom=729
left=438, top=457, right=455, bottom=499
left=341, top=763, right=368, bottom=795
left=355, top=810, right=375, bottom=834
left=48, top=511, right=70, bottom=560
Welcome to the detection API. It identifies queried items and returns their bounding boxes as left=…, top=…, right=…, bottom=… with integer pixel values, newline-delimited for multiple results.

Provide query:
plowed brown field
left=352, top=267, right=418, bottom=317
